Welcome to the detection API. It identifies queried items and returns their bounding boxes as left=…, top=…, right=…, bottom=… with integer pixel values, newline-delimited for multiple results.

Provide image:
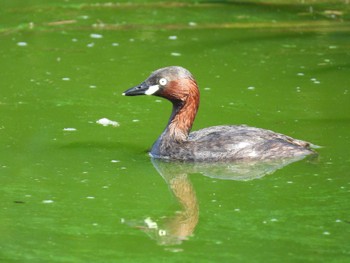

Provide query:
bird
left=123, top=66, right=316, bottom=162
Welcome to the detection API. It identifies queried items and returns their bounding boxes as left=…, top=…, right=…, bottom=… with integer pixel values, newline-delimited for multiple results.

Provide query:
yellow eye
left=159, top=78, right=167, bottom=86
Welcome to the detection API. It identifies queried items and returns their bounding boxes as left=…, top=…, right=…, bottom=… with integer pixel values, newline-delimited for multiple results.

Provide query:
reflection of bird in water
left=133, top=172, right=198, bottom=246
left=123, top=155, right=317, bottom=246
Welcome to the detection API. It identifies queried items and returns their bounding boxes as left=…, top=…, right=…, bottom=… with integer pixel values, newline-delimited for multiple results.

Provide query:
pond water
left=1, top=1, right=350, bottom=262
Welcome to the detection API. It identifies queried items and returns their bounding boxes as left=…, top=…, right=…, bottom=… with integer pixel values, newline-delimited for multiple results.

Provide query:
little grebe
left=122, top=66, right=316, bottom=161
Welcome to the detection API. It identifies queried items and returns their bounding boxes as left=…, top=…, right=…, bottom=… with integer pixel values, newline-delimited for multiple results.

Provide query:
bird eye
left=159, top=78, right=167, bottom=86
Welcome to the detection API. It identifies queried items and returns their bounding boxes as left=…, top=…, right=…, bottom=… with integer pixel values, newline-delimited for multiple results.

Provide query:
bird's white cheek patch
left=145, top=85, right=159, bottom=95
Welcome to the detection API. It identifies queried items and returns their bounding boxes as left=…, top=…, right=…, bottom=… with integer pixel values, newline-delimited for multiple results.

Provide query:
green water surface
left=1, top=1, right=350, bottom=262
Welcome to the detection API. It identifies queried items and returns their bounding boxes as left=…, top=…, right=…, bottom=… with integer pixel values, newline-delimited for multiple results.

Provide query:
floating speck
left=204, top=87, right=211, bottom=91
left=164, top=247, right=184, bottom=253
left=144, top=217, right=158, bottom=229
left=86, top=196, right=95, bottom=199
left=247, top=86, right=255, bottom=90
left=155, top=100, right=162, bottom=103
left=329, top=45, right=338, bottom=49
left=311, top=78, right=320, bottom=84
left=63, top=128, right=77, bottom=131
left=188, top=21, right=197, bottom=26
left=132, top=119, right=140, bottom=122
left=62, top=77, right=70, bottom=81
left=168, top=35, right=177, bottom=40
left=96, top=118, right=120, bottom=127
left=270, top=218, right=278, bottom=222
left=87, top=42, right=95, bottom=48
left=120, top=218, right=125, bottom=223
left=323, top=231, right=331, bottom=235
left=92, top=223, right=98, bottom=226
left=159, top=229, right=167, bottom=236
left=297, top=72, right=304, bottom=76
left=112, top=42, right=119, bottom=46
left=72, top=38, right=78, bottom=42
left=90, top=33, right=103, bottom=39
left=17, top=42, right=28, bottom=47
left=234, top=208, right=240, bottom=212
left=171, top=52, right=181, bottom=57
left=111, top=160, right=120, bottom=163
left=89, top=85, right=96, bottom=88
left=57, top=57, right=61, bottom=62
left=287, top=181, right=293, bottom=184
left=42, top=200, right=54, bottom=204
left=129, top=38, right=135, bottom=42
left=335, top=219, right=342, bottom=223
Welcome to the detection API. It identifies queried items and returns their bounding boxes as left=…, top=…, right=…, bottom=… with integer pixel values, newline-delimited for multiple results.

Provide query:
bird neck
left=165, top=83, right=200, bottom=142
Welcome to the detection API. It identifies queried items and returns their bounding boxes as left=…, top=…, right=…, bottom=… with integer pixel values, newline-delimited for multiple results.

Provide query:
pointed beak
left=122, top=82, right=149, bottom=96
left=122, top=82, right=160, bottom=96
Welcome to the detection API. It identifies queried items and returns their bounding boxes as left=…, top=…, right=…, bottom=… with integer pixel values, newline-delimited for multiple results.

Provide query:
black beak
left=122, top=82, right=149, bottom=96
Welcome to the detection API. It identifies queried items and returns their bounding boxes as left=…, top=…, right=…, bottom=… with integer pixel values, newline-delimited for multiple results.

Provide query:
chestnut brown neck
left=164, top=79, right=200, bottom=142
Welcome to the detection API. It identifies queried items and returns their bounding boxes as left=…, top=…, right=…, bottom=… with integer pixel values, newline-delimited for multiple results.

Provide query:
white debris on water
left=90, top=33, right=103, bottom=39
left=297, top=72, right=304, bottom=76
left=87, top=42, right=95, bottom=48
left=144, top=217, right=158, bottom=229
left=63, top=128, right=77, bottom=131
left=17, top=42, right=28, bottom=47
left=96, top=118, right=120, bottom=127
left=171, top=52, right=181, bottom=57
left=168, top=35, right=177, bottom=40
left=42, top=200, right=54, bottom=204
left=112, top=42, right=119, bottom=46
left=311, top=78, right=321, bottom=84
left=62, top=77, right=70, bottom=81
left=247, top=86, right=255, bottom=90
left=111, top=160, right=120, bottom=163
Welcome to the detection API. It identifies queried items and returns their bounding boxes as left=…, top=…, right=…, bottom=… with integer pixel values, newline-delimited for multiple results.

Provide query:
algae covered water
left=1, top=1, right=350, bottom=262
